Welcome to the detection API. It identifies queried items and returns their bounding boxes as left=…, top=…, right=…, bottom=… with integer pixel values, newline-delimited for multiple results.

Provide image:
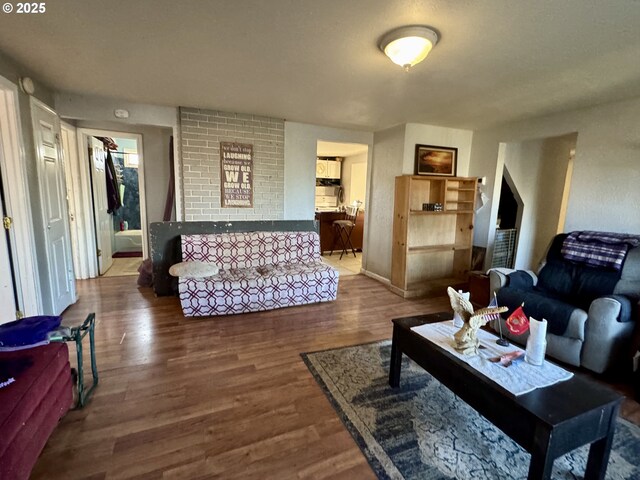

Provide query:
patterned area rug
left=112, top=251, right=142, bottom=258
left=302, top=341, right=640, bottom=480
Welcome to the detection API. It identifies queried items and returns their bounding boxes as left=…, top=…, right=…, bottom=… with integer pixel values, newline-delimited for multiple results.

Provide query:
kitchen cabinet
left=315, top=211, right=364, bottom=254
left=327, top=160, right=341, bottom=179
left=316, top=159, right=341, bottom=179
left=391, top=175, right=477, bottom=298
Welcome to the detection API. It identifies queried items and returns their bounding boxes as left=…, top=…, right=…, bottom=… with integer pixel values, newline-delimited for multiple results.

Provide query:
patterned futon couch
left=177, top=231, right=339, bottom=316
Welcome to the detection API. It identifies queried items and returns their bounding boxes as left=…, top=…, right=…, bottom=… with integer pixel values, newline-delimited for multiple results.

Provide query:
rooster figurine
left=447, top=287, right=508, bottom=355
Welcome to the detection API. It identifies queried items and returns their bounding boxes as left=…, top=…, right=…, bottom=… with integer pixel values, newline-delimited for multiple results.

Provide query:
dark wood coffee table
left=389, top=313, right=623, bottom=480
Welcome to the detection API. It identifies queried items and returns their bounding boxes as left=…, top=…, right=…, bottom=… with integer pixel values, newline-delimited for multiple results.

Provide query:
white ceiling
left=1, top=0, right=639, bottom=131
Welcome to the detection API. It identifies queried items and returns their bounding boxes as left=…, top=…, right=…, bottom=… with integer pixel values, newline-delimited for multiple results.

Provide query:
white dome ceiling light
left=379, top=26, right=439, bottom=71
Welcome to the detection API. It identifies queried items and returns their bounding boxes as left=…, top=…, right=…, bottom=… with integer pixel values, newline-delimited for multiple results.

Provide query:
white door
left=89, top=137, right=113, bottom=275
left=0, top=76, right=42, bottom=316
left=31, top=99, right=76, bottom=315
left=60, top=123, right=84, bottom=279
left=0, top=195, right=17, bottom=325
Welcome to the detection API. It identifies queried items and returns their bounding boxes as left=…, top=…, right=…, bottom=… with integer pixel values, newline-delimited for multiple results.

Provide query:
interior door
left=31, top=100, right=76, bottom=315
left=89, top=137, right=113, bottom=275
left=0, top=193, right=17, bottom=325
left=60, top=124, right=82, bottom=279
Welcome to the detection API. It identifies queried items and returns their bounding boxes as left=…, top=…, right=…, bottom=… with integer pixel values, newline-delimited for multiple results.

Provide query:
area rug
left=301, top=341, right=640, bottom=480
left=112, top=251, right=142, bottom=258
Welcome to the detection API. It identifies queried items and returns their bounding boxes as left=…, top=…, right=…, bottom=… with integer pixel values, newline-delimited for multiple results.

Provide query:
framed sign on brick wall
left=220, top=142, right=253, bottom=208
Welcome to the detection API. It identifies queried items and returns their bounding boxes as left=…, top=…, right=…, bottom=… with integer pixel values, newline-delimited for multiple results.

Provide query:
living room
left=1, top=1, right=640, bottom=479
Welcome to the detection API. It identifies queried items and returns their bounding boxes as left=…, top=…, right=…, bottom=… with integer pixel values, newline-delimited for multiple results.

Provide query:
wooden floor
left=102, top=258, right=143, bottom=277
left=32, top=275, right=639, bottom=480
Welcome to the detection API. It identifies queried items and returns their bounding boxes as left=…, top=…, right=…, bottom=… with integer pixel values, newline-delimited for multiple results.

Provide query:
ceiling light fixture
left=19, top=77, right=35, bottom=95
left=379, top=25, right=439, bottom=71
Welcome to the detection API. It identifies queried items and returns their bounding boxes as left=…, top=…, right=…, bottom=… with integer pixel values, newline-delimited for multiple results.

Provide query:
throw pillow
left=169, top=261, right=219, bottom=278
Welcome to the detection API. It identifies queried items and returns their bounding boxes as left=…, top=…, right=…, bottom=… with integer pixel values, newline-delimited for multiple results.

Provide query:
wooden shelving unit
left=391, top=175, right=477, bottom=298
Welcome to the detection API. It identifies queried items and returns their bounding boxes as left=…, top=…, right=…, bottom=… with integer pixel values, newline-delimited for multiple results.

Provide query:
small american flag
left=484, top=293, right=502, bottom=322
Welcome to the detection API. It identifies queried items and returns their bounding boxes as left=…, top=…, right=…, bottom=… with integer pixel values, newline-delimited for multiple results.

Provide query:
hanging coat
left=105, top=149, right=121, bottom=214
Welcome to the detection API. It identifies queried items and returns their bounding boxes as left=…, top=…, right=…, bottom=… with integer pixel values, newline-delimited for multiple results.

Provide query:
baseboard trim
left=388, top=284, right=410, bottom=298
left=360, top=269, right=390, bottom=287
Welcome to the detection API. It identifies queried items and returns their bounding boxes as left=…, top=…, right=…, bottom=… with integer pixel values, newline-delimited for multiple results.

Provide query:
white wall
left=74, top=121, right=174, bottom=225
left=531, top=134, right=576, bottom=265
left=140, top=127, right=174, bottom=223
left=55, top=92, right=178, bottom=128
left=365, top=123, right=474, bottom=281
left=180, top=108, right=284, bottom=221
left=564, top=102, right=640, bottom=233
left=470, top=96, right=640, bottom=269
left=341, top=152, right=367, bottom=207
left=403, top=123, right=474, bottom=177
left=366, top=125, right=405, bottom=280
left=55, top=92, right=183, bottom=219
left=503, top=140, right=544, bottom=268
left=501, top=135, right=574, bottom=269
left=283, top=122, right=373, bottom=221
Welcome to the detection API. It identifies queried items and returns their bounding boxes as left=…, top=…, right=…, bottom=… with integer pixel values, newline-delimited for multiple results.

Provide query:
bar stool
left=330, top=202, right=361, bottom=260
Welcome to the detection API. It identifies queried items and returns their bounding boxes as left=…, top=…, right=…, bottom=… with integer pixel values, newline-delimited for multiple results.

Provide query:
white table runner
left=411, top=320, right=573, bottom=396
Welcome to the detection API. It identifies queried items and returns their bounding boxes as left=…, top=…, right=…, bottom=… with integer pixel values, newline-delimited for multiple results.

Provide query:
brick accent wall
left=180, top=108, right=284, bottom=221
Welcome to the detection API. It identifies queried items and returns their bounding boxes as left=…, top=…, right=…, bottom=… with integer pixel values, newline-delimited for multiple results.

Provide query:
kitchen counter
left=314, top=210, right=364, bottom=254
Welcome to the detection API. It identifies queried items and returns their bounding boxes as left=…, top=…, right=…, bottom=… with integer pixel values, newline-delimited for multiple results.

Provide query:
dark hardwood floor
left=31, top=274, right=639, bottom=479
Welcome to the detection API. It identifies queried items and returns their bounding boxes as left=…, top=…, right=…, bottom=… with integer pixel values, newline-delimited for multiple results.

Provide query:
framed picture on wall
left=220, top=142, right=254, bottom=208
left=415, top=144, right=457, bottom=176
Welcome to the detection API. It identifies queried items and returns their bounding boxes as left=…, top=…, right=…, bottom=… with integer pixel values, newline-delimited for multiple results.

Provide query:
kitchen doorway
left=315, top=140, right=368, bottom=276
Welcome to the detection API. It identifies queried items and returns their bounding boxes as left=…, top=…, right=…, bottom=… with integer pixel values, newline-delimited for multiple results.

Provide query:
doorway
left=78, top=129, right=147, bottom=277
left=0, top=77, right=42, bottom=318
left=315, top=140, right=369, bottom=276
left=0, top=80, right=21, bottom=324
left=0, top=182, right=17, bottom=324
left=493, top=133, right=577, bottom=270
left=491, top=172, right=522, bottom=269
left=30, top=98, right=77, bottom=313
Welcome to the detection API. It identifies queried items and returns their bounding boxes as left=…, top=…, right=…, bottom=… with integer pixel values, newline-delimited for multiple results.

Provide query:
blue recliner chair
left=489, top=232, right=640, bottom=374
